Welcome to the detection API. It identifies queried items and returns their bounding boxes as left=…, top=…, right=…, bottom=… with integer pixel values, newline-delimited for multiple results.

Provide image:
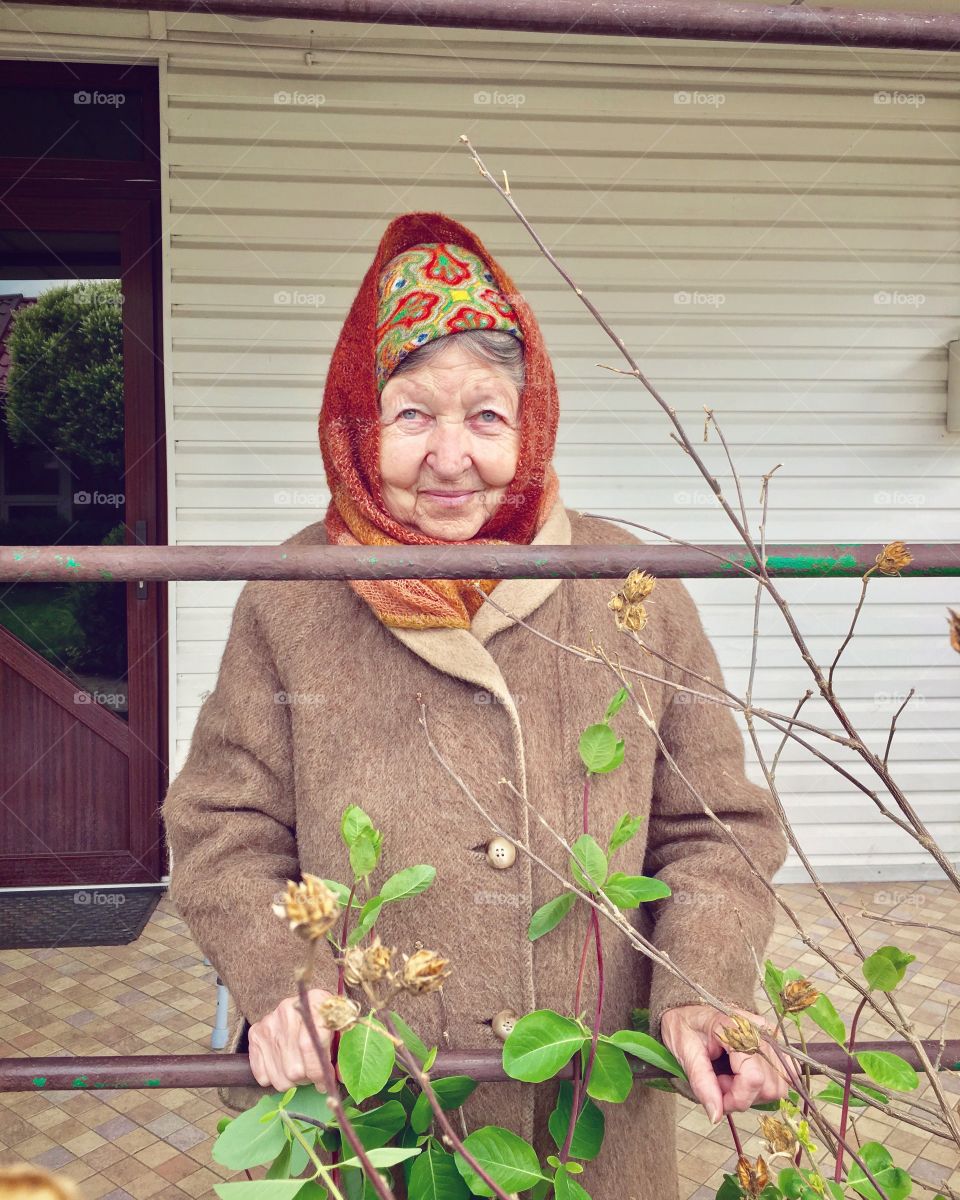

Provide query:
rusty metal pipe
left=2, top=543, right=957, bottom=582
left=17, top=0, right=960, bottom=53
left=2, top=1041, right=957, bottom=1091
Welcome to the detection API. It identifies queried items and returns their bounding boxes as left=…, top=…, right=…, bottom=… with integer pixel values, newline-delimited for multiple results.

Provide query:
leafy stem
left=278, top=1109, right=346, bottom=1200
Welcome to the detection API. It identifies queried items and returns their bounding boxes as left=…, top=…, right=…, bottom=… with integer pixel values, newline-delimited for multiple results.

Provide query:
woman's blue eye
left=478, top=409, right=499, bottom=422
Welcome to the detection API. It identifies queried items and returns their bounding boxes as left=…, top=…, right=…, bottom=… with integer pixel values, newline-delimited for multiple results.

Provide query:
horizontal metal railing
left=2, top=1041, right=957, bottom=1091
left=2, top=542, right=959, bottom=581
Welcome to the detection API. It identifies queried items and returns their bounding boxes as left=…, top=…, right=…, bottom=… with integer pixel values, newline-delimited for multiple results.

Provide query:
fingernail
left=711, top=1108, right=722, bottom=1124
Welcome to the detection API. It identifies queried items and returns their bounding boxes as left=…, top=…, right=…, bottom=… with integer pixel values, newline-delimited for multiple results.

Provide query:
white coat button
left=492, top=1009, right=518, bottom=1041
left=486, top=837, right=516, bottom=869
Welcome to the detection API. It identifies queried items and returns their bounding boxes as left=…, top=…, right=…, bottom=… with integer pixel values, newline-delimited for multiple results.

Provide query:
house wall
left=1, top=5, right=959, bottom=881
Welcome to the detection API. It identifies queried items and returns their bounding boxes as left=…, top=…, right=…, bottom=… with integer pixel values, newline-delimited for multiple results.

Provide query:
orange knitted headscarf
left=319, top=211, right=560, bottom=630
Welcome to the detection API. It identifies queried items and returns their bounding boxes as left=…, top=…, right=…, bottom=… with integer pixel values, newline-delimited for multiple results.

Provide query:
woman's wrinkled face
left=378, top=339, right=522, bottom=540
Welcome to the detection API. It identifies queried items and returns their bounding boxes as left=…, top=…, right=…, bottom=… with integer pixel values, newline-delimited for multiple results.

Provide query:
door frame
left=0, top=60, right=167, bottom=885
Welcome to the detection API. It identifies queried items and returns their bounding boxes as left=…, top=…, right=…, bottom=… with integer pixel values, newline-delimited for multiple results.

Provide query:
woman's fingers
left=674, top=1028, right=725, bottom=1124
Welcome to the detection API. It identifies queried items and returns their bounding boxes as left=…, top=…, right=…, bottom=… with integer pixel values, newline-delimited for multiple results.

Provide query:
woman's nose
left=425, top=416, right=470, bottom=475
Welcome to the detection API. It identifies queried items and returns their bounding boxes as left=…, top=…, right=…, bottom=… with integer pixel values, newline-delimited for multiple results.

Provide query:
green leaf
left=389, top=1011, right=429, bottom=1066
left=846, top=1140, right=913, bottom=1200
left=602, top=872, right=671, bottom=907
left=715, top=1176, right=742, bottom=1200
left=553, top=1167, right=592, bottom=1200
left=346, top=896, right=383, bottom=947
left=502, top=1011, right=587, bottom=1083
left=338, top=1146, right=422, bottom=1171
left=547, top=1080, right=605, bottom=1161
left=862, top=945, right=916, bottom=992
left=804, top=993, right=846, bottom=1047
left=583, top=1041, right=633, bottom=1103
left=815, top=1080, right=889, bottom=1107
left=578, top=723, right=618, bottom=772
left=214, top=1185, right=320, bottom=1200
left=264, top=1141, right=291, bottom=1180
left=604, top=688, right=629, bottom=721
left=379, top=865, right=436, bottom=903
left=603, top=1029, right=687, bottom=1080
left=349, top=827, right=382, bottom=879
left=338, top=1018, right=396, bottom=1103
left=322, top=879, right=359, bottom=909
left=855, top=1050, right=919, bottom=1092
left=454, top=1126, right=545, bottom=1197
left=528, top=893, right=577, bottom=941
left=591, top=739, right=624, bottom=774
left=570, top=834, right=608, bottom=894
left=410, top=1076, right=477, bottom=1134
left=212, top=1095, right=287, bottom=1169
left=607, top=812, right=644, bottom=857
left=347, top=1100, right=407, bottom=1149
left=423, top=1046, right=438, bottom=1072
left=408, top=1143, right=469, bottom=1200
left=341, top=805, right=374, bottom=848
left=284, top=1085, right=334, bottom=1127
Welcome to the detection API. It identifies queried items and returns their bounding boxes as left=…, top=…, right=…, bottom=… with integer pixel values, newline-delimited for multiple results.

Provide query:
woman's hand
left=660, top=1004, right=796, bottom=1123
left=248, top=988, right=335, bottom=1092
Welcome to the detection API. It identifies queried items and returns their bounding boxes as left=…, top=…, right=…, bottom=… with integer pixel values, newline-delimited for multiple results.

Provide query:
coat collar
left=386, top=496, right=571, bottom=703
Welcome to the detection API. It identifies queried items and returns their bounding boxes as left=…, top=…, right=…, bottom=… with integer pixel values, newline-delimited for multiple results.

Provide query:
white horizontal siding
left=2, top=5, right=957, bottom=882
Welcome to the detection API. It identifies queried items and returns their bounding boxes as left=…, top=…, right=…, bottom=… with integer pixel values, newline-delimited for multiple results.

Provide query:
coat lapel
left=385, top=497, right=571, bottom=704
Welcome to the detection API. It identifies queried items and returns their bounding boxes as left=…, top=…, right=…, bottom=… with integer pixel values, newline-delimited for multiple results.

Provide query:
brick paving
left=0, top=882, right=957, bottom=1199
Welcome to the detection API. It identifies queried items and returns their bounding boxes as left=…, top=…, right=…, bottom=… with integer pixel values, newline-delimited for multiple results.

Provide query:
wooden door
left=0, top=62, right=166, bottom=889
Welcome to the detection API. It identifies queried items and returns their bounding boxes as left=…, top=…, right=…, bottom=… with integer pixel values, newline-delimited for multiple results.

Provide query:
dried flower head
left=874, top=540, right=912, bottom=577
left=735, top=1154, right=769, bottom=1197
left=609, top=570, right=656, bottom=633
left=400, top=948, right=451, bottom=994
left=716, top=1014, right=762, bottom=1055
left=341, top=936, right=395, bottom=987
left=759, top=1115, right=797, bottom=1160
left=781, top=978, right=819, bottom=1013
left=314, top=994, right=360, bottom=1032
left=272, top=874, right=341, bottom=942
left=948, top=608, right=960, bottom=655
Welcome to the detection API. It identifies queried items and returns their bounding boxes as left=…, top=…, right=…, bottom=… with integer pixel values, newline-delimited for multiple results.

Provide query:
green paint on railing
left=13, top=552, right=23, bottom=561
left=98, top=569, right=114, bottom=581
left=32, top=1077, right=46, bottom=1087
left=146, top=1079, right=160, bottom=1087
left=72, top=1076, right=87, bottom=1088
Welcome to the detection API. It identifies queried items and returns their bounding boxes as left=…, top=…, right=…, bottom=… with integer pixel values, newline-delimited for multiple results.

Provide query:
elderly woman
left=162, top=212, right=790, bottom=1200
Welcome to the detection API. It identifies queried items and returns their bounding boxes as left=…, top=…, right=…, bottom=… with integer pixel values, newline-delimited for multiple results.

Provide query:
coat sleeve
left=641, top=580, right=789, bottom=1043
left=162, top=583, right=330, bottom=1026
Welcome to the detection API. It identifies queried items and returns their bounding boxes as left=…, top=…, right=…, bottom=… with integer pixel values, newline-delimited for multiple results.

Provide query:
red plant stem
left=835, top=995, right=869, bottom=1183
left=381, top=1014, right=515, bottom=1200
left=726, top=1113, right=743, bottom=1157
left=295, top=978, right=396, bottom=1200
left=336, top=883, right=358, bottom=997
left=560, top=774, right=606, bottom=1164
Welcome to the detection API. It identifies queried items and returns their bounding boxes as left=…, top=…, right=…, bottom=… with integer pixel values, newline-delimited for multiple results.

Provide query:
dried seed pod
left=314, top=994, right=360, bottom=1032
left=759, top=1115, right=797, bottom=1159
left=874, top=540, right=912, bottom=576
left=715, top=1013, right=762, bottom=1055
left=272, top=875, right=341, bottom=941
left=400, top=948, right=451, bottom=994
left=781, top=978, right=819, bottom=1013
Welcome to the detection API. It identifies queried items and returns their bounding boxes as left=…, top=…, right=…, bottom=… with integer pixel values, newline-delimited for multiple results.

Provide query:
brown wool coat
left=162, top=498, right=789, bottom=1200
